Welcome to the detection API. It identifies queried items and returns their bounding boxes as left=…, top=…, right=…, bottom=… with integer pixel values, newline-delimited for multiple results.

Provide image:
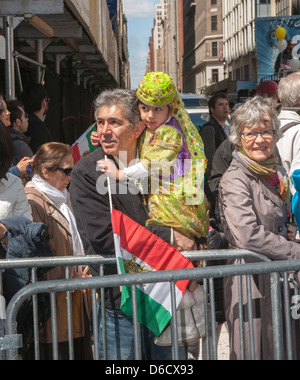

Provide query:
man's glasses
left=240, top=129, right=275, bottom=142
left=55, top=167, right=73, bottom=176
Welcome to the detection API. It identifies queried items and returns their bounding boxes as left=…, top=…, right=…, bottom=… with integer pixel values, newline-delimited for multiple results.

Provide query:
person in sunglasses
left=219, top=96, right=300, bottom=360
left=25, top=142, right=93, bottom=360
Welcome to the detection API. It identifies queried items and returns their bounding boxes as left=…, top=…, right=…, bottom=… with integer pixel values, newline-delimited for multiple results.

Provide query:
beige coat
left=25, top=183, right=88, bottom=344
left=219, top=159, right=300, bottom=360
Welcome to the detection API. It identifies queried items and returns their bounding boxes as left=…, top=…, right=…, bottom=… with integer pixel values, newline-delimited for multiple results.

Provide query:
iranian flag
left=72, top=123, right=97, bottom=164
left=111, top=209, right=194, bottom=337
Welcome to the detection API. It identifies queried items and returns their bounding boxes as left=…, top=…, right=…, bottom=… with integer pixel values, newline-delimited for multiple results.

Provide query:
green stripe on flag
left=86, top=124, right=97, bottom=152
left=117, top=257, right=172, bottom=337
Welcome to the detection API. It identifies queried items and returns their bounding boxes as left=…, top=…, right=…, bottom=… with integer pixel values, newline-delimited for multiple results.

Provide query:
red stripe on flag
left=111, top=209, right=194, bottom=293
left=72, top=143, right=81, bottom=164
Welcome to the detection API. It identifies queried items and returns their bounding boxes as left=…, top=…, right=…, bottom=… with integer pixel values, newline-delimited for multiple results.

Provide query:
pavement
left=216, top=324, right=230, bottom=360
left=188, top=323, right=230, bottom=360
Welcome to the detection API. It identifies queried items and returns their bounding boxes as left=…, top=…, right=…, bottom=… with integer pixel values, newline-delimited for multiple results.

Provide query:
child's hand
left=91, top=131, right=100, bottom=147
left=97, top=159, right=126, bottom=181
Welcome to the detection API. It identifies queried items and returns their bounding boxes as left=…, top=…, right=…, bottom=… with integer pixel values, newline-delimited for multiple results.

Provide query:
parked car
left=181, top=93, right=208, bottom=108
left=186, top=107, right=210, bottom=132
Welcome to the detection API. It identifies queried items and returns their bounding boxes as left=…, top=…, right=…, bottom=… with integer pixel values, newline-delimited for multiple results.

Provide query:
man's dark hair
left=0, top=123, right=13, bottom=179
left=208, top=93, right=228, bottom=116
left=20, top=84, right=47, bottom=114
left=208, top=93, right=228, bottom=109
left=7, top=99, right=24, bottom=126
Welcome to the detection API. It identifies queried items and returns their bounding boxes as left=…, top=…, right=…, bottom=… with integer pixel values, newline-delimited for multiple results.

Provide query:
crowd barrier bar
left=0, top=250, right=300, bottom=360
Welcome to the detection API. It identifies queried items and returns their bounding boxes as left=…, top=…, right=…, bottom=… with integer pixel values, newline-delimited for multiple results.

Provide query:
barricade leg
left=65, top=267, right=74, bottom=360
left=170, top=281, right=179, bottom=360
left=131, top=285, right=142, bottom=360
left=91, top=289, right=99, bottom=360
left=282, top=272, right=293, bottom=360
left=271, top=272, right=284, bottom=360
left=0, top=295, right=5, bottom=360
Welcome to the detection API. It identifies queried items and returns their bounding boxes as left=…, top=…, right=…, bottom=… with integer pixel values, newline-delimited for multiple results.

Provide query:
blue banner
left=256, top=16, right=300, bottom=83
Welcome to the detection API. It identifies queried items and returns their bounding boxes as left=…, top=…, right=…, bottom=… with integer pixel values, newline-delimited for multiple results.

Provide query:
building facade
left=153, top=0, right=169, bottom=72
left=146, top=0, right=299, bottom=98
left=183, top=0, right=224, bottom=94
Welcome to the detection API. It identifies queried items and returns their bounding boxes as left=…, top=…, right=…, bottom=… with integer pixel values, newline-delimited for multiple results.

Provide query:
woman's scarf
left=233, top=146, right=288, bottom=202
left=32, top=175, right=85, bottom=257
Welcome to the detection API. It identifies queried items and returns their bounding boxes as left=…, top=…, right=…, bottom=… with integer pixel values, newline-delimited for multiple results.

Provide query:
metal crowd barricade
left=1, top=250, right=300, bottom=360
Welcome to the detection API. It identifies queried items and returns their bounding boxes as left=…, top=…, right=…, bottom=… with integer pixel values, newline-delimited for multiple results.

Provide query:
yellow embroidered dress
left=133, top=72, right=209, bottom=238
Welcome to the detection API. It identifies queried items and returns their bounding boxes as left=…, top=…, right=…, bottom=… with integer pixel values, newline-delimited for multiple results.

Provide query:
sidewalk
left=217, top=324, right=230, bottom=360
left=188, top=323, right=230, bottom=360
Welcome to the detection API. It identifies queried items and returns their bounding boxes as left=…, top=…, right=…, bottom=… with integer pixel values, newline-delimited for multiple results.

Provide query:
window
left=212, top=42, right=218, bottom=56
left=212, top=69, right=219, bottom=83
left=257, top=0, right=271, bottom=17
left=211, top=0, right=217, bottom=5
left=211, top=15, right=218, bottom=31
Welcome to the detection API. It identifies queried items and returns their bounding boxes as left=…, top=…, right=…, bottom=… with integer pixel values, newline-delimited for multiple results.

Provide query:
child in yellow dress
left=97, top=72, right=209, bottom=240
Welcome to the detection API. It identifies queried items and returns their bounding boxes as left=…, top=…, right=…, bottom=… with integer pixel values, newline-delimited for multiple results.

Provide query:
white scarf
left=32, top=175, right=85, bottom=257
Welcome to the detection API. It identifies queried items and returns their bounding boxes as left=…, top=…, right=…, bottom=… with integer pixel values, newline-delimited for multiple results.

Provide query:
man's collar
left=210, top=116, right=226, bottom=128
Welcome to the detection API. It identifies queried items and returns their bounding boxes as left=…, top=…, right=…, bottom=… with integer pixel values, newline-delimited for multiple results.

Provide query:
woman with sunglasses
left=25, top=142, right=93, bottom=360
left=219, top=96, right=300, bottom=360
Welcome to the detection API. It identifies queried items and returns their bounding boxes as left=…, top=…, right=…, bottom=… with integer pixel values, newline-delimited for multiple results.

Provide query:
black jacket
left=10, top=128, right=34, bottom=165
left=200, top=116, right=228, bottom=176
left=69, top=147, right=172, bottom=309
left=25, top=113, right=53, bottom=154
left=199, top=116, right=228, bottom=208
left=208, top=139, right=235, bottom=228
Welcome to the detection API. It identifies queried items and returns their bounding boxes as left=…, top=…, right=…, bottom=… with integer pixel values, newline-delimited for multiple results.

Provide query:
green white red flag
left=72, top=123, right=97, bottom=164
left=111, top=208, right=194, bottom=336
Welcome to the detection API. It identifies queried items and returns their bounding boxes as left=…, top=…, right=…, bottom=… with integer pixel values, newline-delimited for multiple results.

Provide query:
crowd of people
left=0, top=70, right=300, bottom=361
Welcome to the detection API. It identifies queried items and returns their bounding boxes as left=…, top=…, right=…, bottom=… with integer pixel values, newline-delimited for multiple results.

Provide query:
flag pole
left=102, top=155, right=116, bottom=360
left=105, top=155, right=114, bottom=213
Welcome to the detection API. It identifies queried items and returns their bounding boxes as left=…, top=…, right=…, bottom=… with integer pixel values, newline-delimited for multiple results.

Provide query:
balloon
left=275, top=27, right=286, bottom=41
left=290, top=57, right=300, bottom=71
left=292, top=43, right=300, bottom=59
left=277, top=39, right=287, bottom=52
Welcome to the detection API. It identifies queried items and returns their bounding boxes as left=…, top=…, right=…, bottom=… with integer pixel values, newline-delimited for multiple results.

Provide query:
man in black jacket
left=199, top=93, right=229, bottom=216
left=69, top=89, right=194, bottom=360
left=21, top=84, right=53, bottom=153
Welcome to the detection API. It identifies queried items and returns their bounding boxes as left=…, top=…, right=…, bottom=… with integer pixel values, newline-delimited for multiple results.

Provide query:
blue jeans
left=98, top=307, right=186, bottom=360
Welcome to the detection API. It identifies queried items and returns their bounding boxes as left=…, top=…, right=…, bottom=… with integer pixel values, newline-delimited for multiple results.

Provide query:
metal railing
left=1, top=250, right=300, bottom=360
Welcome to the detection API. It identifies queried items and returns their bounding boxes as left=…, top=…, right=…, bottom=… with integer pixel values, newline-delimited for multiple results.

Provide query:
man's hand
left=172, top=230, right=197, bottom=252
